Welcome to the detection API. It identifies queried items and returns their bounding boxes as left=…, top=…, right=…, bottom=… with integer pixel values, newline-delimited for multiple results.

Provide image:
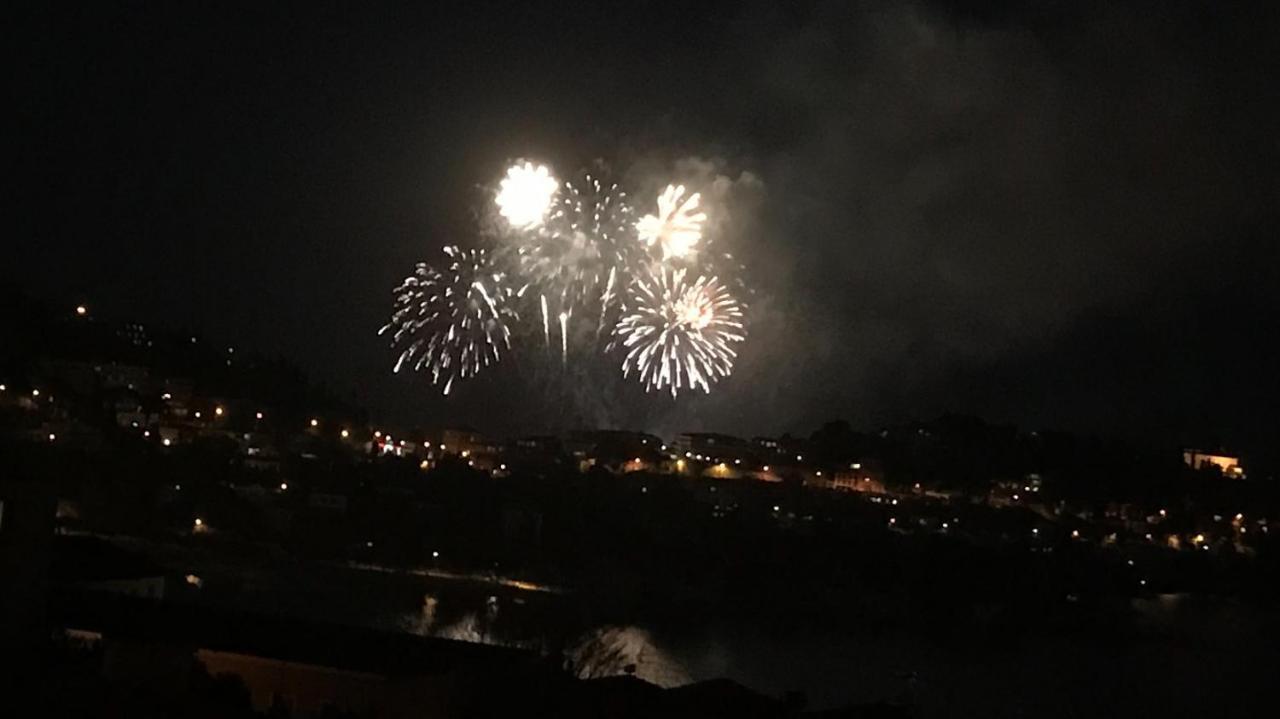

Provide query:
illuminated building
left=827, top=471, right=886, bottom=494
left=565, top=430, right=662, bottom=473
left=676, top=432, right=756, bottom=467
left=1182, top=449, right=1246, bottom=478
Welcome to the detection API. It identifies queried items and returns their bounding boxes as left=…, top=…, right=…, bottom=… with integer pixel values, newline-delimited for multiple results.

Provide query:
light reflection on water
left=401, top=592, right=517, bottom=647
left=377, top=584, right=1279, bottom=715
left=162, top=550, right=1279, bottom=716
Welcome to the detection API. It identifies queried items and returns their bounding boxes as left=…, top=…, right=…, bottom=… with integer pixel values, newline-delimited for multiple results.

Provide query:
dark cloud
left=678, top=1, right=1280, bottom=442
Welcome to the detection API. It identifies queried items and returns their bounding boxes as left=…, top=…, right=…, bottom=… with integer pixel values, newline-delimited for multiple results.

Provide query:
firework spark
left=613, top=268, right=745, bottom=396
left=636, top=184, right=706, bottom=260
left=510, top=171, right=645, bottom=349
left=495, top=162, right=558, bottom=229
left=380, top=246, right=517, bottom=395
left=384, top=158, right=752, bottom=400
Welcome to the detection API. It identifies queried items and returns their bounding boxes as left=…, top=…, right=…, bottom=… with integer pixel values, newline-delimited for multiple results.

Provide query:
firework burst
left=383, top=158, right=753, bottom=401
left=508, top=170, right=646, bottom=355
left=636, top=184, right=706, bottom=261
left=495, top=162, right=559, bottom=229
left=380, top=246, right=517, bottom=395
left=612, top=268, right=745, bottom=396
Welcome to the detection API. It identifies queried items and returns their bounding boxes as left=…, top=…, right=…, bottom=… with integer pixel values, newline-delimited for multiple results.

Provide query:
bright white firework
left=380, top=246, right=516, bottom=395
left=613, top=268, right=745, bottom=397
left=510, top=171, right=645, bottom=349
left=495, top=162, right=559, bottom=229
left=636, top=184, right=706, bottom=260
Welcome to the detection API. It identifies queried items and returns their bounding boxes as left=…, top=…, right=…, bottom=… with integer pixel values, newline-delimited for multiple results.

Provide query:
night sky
left=9, top=2, right=1279, bottom=453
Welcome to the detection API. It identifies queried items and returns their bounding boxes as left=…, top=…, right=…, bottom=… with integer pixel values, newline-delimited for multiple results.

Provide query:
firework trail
left=636, top=184, right=706, bottom=261
left=380, top=246, right=517, bottom=395
left=559, top=310, right=570, bottom=362
left=612, top=268, right=745, bottom=397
